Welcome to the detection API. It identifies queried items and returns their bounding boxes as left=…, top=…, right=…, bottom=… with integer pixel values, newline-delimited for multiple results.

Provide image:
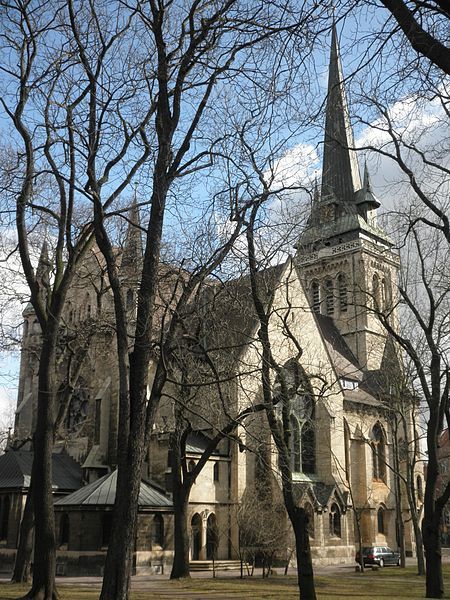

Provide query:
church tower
left=296, top=27, right=400, bottom=372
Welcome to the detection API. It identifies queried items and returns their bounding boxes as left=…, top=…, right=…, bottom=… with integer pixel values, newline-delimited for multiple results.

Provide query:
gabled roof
left=201, top=263, right=285, bottom=363
left=314, top=314, right=362, bottom=381
left=0, top=449, right=82, bottom=491
left=54, top=470, right=172, bottom=509
left=186, top=431, right=223, bottom=456
left=314, top=314, right=385, bottom=408
left=293, top=481, right=348, bottom=511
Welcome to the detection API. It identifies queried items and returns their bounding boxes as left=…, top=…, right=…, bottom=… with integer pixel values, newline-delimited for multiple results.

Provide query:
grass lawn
left=0, top=565, right=449, bottom=599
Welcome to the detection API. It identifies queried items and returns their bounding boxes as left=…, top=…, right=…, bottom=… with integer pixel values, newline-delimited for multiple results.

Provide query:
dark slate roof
left=313, top=314, right=384, bottom=408
left=55, top=470, right=172, bottom=509
left=314, top=314, right=362, bottom=381
left=186, top=431, right=221, bottom=456
left=0, top=449, right=82, bottom=491
left=201, top=263, right=285, bottom=364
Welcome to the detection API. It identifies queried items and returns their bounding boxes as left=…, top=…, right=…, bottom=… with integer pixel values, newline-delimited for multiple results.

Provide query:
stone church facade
left=0, top=28, right=423, bottom=576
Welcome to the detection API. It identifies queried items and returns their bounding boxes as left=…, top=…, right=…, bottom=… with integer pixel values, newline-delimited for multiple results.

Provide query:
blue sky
left=0, top=5, right=448, bottom=426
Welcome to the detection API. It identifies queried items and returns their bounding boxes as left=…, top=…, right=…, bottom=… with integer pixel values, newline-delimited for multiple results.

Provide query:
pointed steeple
left=121, top=197, right=143, bottom=274
left=321, top=25, right=362, bottom=204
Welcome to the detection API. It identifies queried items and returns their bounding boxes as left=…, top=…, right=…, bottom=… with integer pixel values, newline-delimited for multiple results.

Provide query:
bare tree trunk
left=99, top=427, right=147, bottom=600
left=423, top=519, right=443, bottom=599
left=12, top=486, right=34, bottom=583
left=170, top=483, right=191, bottom=579
left=412, top=512, right=425, bottom=576
left=423, top=383, right=444, bottom=599
left=292, top=507, right=316, bottom=600
left=354, top=511, right=365, bottom=573
left=20, top=340, right=59, bottom=600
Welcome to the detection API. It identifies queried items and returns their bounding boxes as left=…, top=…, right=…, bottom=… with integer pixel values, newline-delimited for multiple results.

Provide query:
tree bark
left=292, top=507, right=316, bottom=600
left=170, top=486, right=191, bottom=579
left=20, top=339, right=59, bottom=600
left=412, top=511, right=425, bottom=576
left=98, top=425, right=147, bottom=600
left=380, top=0, right=450, bottom=75
left=12, top=486, right=34, bottom=583
left=423, top=519, right=443, bottom=599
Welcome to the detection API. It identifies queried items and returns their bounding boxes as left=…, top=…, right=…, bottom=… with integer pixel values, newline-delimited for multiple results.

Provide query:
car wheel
left=379, top=558, right=384, bottom=568
left=397, top=558, right=401, bottom=566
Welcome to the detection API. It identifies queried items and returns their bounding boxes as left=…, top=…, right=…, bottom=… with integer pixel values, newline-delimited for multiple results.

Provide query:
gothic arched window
left=275, top=359, right=316, bottom=476
left=324, top=279, right=334, bottom=315
left=329, top=503, right=341, bottom=537
left=372, top=274, right=381, bottom=311
left=290, top=415, right=301, bottom=472
left=301, top=422, right=315, bottom=474
left=102, top=512, right=113, bottom=548
left=383, top=276, right=392, bottom=311
left=60, top=513, right=70, bottom=547
left=152, top=514, right=164, bottom=547
left=338, top=273, right=348, bottom=312
left=311, top=281, right=320, bottom=313
left=344, top=419, right=351, bottom=481
left=372, top=423, right=387, bottom=482
left=377, top=506, right=385, bottom=534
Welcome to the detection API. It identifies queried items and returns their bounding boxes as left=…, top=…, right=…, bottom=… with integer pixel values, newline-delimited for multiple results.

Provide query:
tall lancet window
left=383, top=275, right=392, bottom=311
left=311, top=281, right=320, bottom=313
left=338, top=273, right=348, bottom=312
left=325, top=279, right=334, bottom=315
left=372, top=274, right=381, bottom=311
left=371, top=422, right=387, bottom=482
left=274, top=359, right=316, bottom=476
left=290, top=415, right=301, bottom=472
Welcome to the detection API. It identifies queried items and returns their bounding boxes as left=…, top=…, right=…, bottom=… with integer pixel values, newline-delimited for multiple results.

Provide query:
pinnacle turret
left=121, top=198, right=143, bottom=274
left=363, top=160, right=372, bottom=193
left=36, top=240, right=51, bottom=295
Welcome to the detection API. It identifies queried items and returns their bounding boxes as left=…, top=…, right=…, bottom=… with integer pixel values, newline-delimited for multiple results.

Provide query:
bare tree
left=0, top=1, right=160, bottom=596
left=378, top=0, right=450, bottom=75
left=372, top=223, right=450, bottom=598
left=65, top=1, right=324, bottom=598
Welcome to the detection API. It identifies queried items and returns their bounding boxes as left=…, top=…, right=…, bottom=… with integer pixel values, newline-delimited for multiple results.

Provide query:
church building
left=0, top=28, right=423, bottom=576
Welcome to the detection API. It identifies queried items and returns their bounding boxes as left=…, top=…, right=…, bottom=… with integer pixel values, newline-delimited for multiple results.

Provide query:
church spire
left=321, top=25, right=362, bottom=204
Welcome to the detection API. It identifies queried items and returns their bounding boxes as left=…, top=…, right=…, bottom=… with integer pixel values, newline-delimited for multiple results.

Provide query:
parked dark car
left=355, top=546, right=401, bottom=567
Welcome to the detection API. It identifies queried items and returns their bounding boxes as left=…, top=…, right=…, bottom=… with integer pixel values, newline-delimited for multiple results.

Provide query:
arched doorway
left=191, top=514, right=202, bottom=560
left=206, top=513, right=218, bottom=560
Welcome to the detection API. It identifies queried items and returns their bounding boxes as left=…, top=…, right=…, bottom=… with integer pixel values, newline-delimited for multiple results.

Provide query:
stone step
left=189, top=560, right=242, bottom=571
